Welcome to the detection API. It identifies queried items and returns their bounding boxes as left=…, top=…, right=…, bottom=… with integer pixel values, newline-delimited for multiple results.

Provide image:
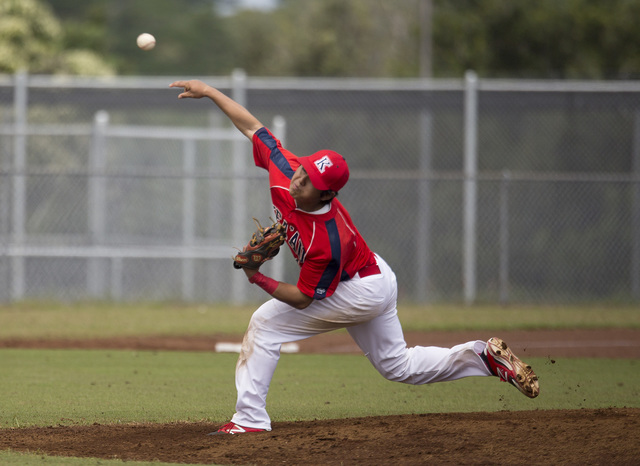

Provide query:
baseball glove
left=233, top=218, right=286, bottom=270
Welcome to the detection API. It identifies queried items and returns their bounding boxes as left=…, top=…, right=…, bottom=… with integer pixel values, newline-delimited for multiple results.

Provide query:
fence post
left=417, top=111, right=433, bottom=302
left=11, top=70, right=28, bottom=301
left=0, top=115, right=8, bottom=302
left=182, top=138, right=196, bottom=301
left=231, top=69, right=248, bottom=304
left=632, top=112, right=640, bottom=301
left=111, top=257, right=123, bottom=300
left=463, top=70, right=478, bottom=305
left=88, top=110, right=109, bottom=298
left=499, top=170, right=511, bottom=304
left=207, top=112, right=223, bottom=301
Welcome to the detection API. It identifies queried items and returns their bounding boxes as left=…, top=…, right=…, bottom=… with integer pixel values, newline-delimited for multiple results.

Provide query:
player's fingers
left=169, top=81, right=192, bottom=98
left=170, top=85, right=193, bottom=99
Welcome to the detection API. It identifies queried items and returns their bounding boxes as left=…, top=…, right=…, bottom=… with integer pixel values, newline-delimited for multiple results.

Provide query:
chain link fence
left=1, top=71, right=639, bottom=304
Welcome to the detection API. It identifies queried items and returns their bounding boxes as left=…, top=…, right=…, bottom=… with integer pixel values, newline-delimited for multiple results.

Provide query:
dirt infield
left=1, top=328, right=639, bottom=465
left=2, top=409, right=638, bottom=465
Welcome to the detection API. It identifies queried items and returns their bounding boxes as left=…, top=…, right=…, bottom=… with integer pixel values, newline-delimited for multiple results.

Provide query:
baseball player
left=169, top=79, right=539, bottom=434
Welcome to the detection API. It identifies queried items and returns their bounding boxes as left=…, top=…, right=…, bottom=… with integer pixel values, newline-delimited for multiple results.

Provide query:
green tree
left=35, top=0, right=640, bottom=78
left=230, top=0, right=640, bottom=79
left=48, top=0, right=237, bottom=76
left=230, top=0, right=420, bottom=77
left=433, top=0, right=640, bottom=78
left=0, top=0, right=114, bottom=75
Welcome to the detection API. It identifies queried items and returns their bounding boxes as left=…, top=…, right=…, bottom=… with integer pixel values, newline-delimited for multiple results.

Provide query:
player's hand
left=169, top=80, right=210, bottom=99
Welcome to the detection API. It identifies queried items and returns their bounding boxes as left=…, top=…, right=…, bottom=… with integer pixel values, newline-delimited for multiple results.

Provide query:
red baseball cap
left=298, top=150, right=350, bottom=192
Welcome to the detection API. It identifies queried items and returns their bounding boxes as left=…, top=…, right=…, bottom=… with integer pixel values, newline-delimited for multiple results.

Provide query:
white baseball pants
left=230, top=254, right=491, bottom=430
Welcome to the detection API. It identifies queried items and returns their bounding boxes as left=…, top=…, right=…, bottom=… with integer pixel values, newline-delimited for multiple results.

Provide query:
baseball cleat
left=482, top=337, right=539, bottom=398
left=208, top=421, right=267, bottom=435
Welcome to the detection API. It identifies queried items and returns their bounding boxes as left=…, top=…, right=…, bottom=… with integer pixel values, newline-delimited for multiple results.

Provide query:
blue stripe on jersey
left=256, top=127, right=295, bottom=179
left=314, top=218, right=341, bottom=299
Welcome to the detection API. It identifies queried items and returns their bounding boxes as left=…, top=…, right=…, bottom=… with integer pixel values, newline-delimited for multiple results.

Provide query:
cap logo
left=314, top=155, right=333, bottom=173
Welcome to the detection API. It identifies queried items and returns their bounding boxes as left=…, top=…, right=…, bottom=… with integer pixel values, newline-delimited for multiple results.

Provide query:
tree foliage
left=229, top=0, right=640, bottom=79
left=5, top=0, right=640, bottom=78
left=225, top=0, right=428, bottom=78
left=48, top=0, right=237, bottom=76
left=0, top=0, right=114, bottom=75
left=432, top=0, right=640, bottom=78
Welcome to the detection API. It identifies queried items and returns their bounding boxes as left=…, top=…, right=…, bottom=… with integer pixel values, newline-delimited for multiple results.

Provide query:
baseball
left=136, top=33, right=156, bottom=51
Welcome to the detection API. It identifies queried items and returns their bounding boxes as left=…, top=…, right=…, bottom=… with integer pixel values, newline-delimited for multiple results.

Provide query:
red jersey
left=252, top=127, right=375, bottom=299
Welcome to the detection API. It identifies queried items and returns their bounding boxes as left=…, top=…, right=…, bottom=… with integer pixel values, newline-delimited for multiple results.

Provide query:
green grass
left=396, top=303, right=640, bottom=330
left=0, top=301, right=256, bottom=339
left=0, top=451, right=181, bottom=466
left=0, top=349, right=237, bottom=428
left=1, top=346, right=237, bottom=465
left=1, top=301, right=638, bottom=340
left=1, top=348, right=638, bottom=429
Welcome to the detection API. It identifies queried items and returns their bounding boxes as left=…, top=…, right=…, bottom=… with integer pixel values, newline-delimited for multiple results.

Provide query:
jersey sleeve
left=252, top=127, right=298, bottom=216
left=252, top=127, right=296, bottom=180
left=252, top=127, right=271, bottom=169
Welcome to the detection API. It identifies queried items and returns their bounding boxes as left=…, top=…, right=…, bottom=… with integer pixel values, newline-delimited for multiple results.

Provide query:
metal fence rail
left=1, top=71, right=639, bottom=304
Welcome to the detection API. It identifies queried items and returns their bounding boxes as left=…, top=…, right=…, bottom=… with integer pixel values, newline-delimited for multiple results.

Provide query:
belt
left=357, top=261, right=381, bottom=278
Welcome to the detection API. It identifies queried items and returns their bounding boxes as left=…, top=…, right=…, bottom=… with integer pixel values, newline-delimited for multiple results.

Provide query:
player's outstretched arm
left=169, top=79, right=263, bottom=140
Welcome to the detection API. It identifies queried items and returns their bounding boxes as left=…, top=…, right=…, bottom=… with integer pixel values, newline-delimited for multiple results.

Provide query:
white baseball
left=136, top=33, right=156, bottom=51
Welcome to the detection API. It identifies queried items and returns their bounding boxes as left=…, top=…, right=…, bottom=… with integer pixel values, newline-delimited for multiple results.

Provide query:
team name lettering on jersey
left=274, top=206, right=283, bottom=223
left=288, top=230, right=307, bottom=264
left=273, top=207, right=307, bottom=264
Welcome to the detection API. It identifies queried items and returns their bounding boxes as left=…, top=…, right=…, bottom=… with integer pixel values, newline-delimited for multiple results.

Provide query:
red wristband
left=248, top=272, right=279, bottom=294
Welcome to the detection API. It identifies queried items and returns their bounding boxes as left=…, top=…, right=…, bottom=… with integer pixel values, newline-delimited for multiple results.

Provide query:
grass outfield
left=0, top=452, right=177, bottom=466
left=1, top=349, right=638, bottom=429
left=1, top=301, right=639, bottom=339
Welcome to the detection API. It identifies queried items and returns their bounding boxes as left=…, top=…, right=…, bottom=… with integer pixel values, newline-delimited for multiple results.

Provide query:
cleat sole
left=487, top=337, right=540, bottom=399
